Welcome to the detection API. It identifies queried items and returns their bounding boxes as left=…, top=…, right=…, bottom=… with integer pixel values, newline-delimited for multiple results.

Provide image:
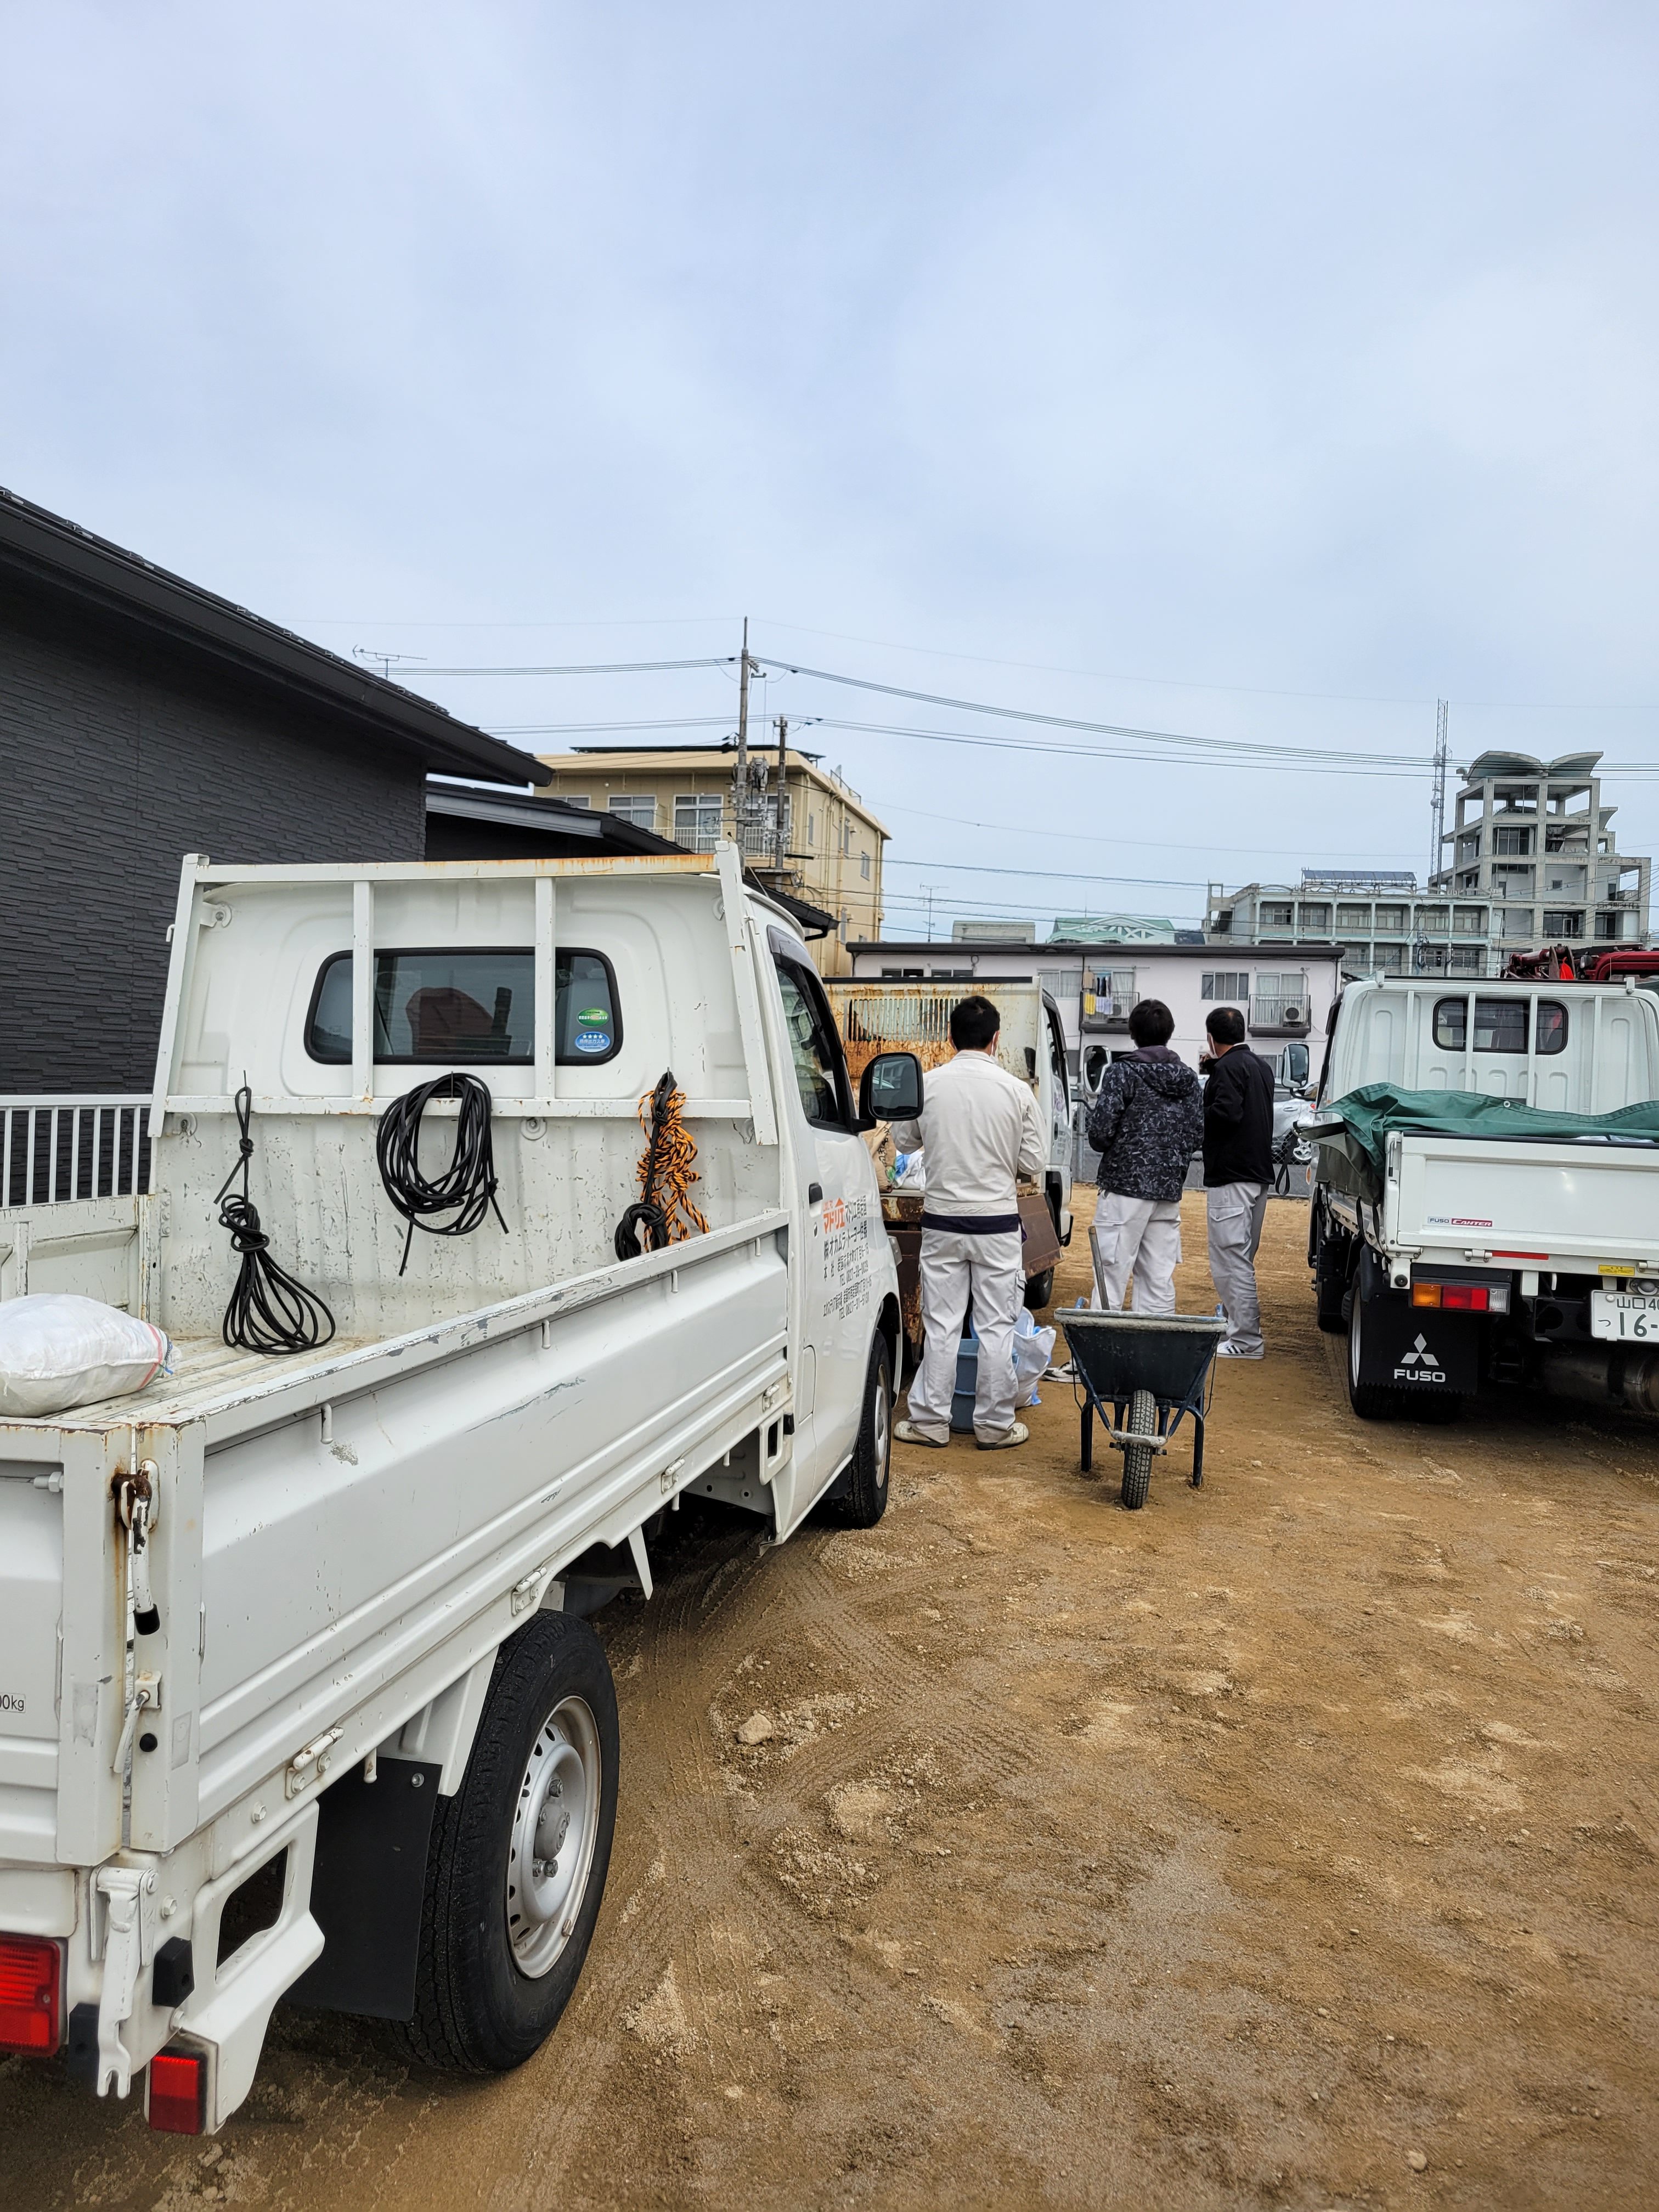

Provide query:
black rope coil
left=214, top=1085, right=337, bottom=1354
left=375, top=1071, right=509, bottom=1276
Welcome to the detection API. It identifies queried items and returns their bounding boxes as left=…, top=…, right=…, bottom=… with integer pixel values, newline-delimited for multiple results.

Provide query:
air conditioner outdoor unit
left=1281, top=1005, right=1305, bottom=1024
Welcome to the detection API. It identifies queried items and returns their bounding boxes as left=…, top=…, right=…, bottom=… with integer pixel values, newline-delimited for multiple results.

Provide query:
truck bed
left=1386, top=1132, right=1659, bottom=1268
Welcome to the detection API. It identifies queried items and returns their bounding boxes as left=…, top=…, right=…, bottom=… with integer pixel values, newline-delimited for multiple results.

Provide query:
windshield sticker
left=573, top=1032, right=611, bottom=1053
left=578, top=1007, right=609, bottom=1024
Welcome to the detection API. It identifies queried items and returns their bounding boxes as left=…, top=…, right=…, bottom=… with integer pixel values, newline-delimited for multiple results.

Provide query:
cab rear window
left=305, top=947, right=621, bottom=1065
left=1431, top=996, right=1566, bottom=1056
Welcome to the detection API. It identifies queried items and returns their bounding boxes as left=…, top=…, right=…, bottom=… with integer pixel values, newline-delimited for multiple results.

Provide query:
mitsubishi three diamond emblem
left=1394, top=1332, right=1447, bottom=1384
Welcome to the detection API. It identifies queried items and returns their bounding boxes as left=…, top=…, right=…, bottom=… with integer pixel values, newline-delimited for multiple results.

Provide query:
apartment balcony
left=1249, top=994, right=1312, bottom=1038
left=1080, top=997, right=1135, bottom=1032
left=675, top=825, right=785, bottom=860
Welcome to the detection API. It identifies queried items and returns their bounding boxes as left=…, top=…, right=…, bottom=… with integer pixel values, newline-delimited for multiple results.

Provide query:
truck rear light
left=0, top=1936, right=60, bottom=2054
left=146, top=2046, right=206, bottom=2134
left=1413, top=1280, right=1509, bottom=1314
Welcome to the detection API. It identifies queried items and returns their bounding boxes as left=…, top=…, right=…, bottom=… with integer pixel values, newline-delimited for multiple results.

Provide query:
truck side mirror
left=859, top=1051, right=923, bottom=1126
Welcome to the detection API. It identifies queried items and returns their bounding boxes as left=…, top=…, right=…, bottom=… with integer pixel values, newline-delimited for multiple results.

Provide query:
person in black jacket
left=1201, top=1006, right=1276, bottom=1357
left=1084, top=999, right=1204, bottom=1313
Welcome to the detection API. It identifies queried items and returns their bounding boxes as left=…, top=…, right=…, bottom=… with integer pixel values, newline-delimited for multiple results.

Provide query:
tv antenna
left=354, top=647, right=427, bottom=682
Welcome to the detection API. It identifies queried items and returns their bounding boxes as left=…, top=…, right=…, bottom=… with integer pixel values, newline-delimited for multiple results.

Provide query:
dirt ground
left=9, top=1189, right=1659, bottom=2212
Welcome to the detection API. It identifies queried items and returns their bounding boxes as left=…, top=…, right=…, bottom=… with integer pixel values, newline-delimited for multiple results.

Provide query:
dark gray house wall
left=1, top=580, right=428, bottom=1090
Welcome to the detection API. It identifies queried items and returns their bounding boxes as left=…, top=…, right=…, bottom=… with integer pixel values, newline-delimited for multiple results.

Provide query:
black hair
left=949, top=994, right=1001, bottom=1051
left=1127, top=998, right=1174, bottom=1047
left=1205, top=1006, right=1246, bottom=1047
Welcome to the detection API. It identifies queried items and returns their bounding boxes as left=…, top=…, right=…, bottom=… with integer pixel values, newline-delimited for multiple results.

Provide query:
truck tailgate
left=1389, top=1135, right=1659, bottom=1264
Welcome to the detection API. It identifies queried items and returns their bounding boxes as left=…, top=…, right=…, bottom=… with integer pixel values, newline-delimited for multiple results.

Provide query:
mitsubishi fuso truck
left=1303, top=974, right=1659, bottom=1420
left=0, top=844, right=911, bottom=2134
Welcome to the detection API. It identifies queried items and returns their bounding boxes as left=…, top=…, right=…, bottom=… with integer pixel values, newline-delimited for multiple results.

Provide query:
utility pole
left=1430, top=698, right=1449, bottom=887
left=732, top=617, right=752, bottom=857
left=773, top=714, right=789, bottom=872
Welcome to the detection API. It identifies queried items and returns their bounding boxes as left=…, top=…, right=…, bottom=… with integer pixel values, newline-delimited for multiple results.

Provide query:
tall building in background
left=1206, top=872, right=1489, bottom=975
left=1429, top=750, right=1650, bottom=956
left=533, top=741, right=887, bottom=975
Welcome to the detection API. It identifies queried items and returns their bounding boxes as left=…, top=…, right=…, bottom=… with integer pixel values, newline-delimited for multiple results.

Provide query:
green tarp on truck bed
left=1313, top=1085, right=1659, bottom=1203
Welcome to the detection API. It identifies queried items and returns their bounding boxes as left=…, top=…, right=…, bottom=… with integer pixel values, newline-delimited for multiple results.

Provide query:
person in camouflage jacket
left=1084, top=998, right=1204, bottom=1313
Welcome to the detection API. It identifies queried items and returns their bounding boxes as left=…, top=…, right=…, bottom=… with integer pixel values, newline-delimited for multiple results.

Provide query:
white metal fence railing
left=0, top=1097, right=151, bottom=1208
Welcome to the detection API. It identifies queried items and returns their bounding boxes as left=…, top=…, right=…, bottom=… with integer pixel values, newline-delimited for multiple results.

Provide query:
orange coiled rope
left=613, top=1070, right=709, bottom=1259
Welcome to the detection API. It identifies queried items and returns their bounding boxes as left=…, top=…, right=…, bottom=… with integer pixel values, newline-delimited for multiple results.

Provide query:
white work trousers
left=1206, top=1181, right=1267, bottom=1354
left=1090, top=1192, right=1182, bottom=1315
left=905, top=1228, right=1024, bottom=1443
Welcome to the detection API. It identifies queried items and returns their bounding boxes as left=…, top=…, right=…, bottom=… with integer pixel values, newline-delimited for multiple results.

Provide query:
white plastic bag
left=1012, top=1308, right=1056, bottom=1407
left=891, top=1150, right=926, bottom=1190
left=0, top=1295, right=174, bottom=1419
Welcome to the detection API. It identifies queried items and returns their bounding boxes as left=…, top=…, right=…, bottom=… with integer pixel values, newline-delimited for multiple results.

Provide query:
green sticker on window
left=578, top=1006, right=609, bottom=1024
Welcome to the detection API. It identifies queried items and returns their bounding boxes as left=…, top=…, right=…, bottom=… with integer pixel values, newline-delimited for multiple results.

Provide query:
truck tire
left=1119, top=1387, right=1157, bottom=1510
left=1314, top=1220, right=1351, bottom=1336
left=1345, top=1285, right=1406, bottom=1422
left=398, top=1612, right=619, bottom=2074
left=1023, top=1268, right=1055, bottom=1311
left=820, top=1333, right=893, bottom=1528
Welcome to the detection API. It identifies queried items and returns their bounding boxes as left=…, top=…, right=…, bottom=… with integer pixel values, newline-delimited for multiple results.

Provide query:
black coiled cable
left=375, top=1071, right=509, bottom=1276
left=215, top=1086, right=337, bottom=1353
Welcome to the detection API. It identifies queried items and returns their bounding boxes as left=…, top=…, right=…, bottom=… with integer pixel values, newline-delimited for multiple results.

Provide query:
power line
left=884, top=855, right=1206, bottom=889
left=755, top=659, right=1429, bottom=770
left=809, top=715, right=1425, bottom=780
left=411, top=649, right=1424, bottom=771
left=417, top=656, right=736, bottom=676
left=874, top=799, right=1426, bottom=864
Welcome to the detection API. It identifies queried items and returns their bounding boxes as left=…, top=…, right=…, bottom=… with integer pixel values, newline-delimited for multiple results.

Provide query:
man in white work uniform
left=890, top=994, right=1048, bottom=1450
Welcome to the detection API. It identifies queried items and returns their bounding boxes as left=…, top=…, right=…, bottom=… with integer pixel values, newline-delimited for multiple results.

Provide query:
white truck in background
left=0, top=845, right=908, bottom=2133
left=825, top=979, right=1074, bottom=1305
left=1305, top=975, right=1659, bottom=1420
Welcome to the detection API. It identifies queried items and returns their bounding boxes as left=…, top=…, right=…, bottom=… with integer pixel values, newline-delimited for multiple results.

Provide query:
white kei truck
left=1304, top=974, right=1659, bottom=1420
left=0, top=844, right=912, bottom=2135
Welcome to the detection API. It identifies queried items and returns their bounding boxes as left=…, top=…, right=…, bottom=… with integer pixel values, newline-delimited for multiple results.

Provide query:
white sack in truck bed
left=0, top=1293, right=173, bottom=1417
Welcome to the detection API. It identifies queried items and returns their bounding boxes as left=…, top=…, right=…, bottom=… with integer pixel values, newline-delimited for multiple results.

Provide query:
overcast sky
left=5, top=3, right=1657, bottom=933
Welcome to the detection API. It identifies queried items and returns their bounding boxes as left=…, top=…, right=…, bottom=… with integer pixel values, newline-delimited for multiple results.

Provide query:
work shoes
left=894, top=1420, right=950, bottom=1448
left=976, top=1422, right=1030, bottom=1450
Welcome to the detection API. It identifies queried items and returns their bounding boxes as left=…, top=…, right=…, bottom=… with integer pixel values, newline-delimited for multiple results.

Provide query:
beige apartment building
left=533, top=742, right=888, bottom=975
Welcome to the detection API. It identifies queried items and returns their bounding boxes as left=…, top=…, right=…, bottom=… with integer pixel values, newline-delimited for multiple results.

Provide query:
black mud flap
left=285, top=1758, right=441, bottom=2021
left=1357, top=1256, right=1479, bottom=1395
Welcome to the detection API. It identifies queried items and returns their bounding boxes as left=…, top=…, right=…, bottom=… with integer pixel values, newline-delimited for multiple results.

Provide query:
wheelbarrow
left=1063, top=1309, right=1228, bottom=1509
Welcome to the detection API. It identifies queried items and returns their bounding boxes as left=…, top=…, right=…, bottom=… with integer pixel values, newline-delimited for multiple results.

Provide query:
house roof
left=422, top=786, right=836, bottom=937
left=0, top=486, right=549, bottom=788
left=424, top=786, right=681, bottom=855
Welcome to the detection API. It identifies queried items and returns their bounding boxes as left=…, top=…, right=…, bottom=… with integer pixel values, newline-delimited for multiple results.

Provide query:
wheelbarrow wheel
left=1120, top=1387, right=1156, bottom=1510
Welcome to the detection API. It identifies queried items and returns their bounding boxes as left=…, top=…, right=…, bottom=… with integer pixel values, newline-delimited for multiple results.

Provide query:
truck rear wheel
left=398, top=1612, right=619, bottom=2073
left=1314, top=1218, right=1351, bottom=1335
left=1345, top=1287, right=1406, bottom=1421
left=820, top=1333, right=893, bottom=1528
left=1023, top=1268, right=1055, bottom=1310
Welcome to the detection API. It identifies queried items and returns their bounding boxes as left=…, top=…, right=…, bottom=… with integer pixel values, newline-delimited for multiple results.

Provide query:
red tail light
left=1442, top=1284, right=1489, bottom=1311
left=0, top=1935, right=60, bottom=2055
left=146, top=2046, right=206, bottom=2134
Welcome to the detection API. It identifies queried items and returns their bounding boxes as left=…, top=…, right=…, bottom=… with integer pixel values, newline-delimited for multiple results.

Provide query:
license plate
left=1592, top=1290, right=1659, bottom=1340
